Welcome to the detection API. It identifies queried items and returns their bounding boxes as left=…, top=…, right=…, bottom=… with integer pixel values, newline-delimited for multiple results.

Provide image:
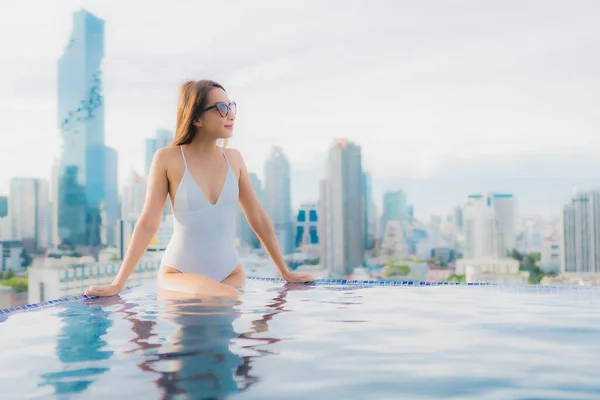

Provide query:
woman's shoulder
left=152, top=146, right=182, bottom=168
left=223, top=147, right=246, bottom=173
left=223, top=147, right=244, bottom=162
left=155, top=146, right=181, bottom=158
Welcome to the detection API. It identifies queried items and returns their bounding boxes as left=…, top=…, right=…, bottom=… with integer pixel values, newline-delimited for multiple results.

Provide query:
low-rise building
left=456, top=257, right=529, bottom=284
left=540, top=234, right=561, bottom=274
left=28, top=257, right=161, bottom=303
left=0, top=239, right=23, bottom=273
left=0, top=285, right=27, bottom=309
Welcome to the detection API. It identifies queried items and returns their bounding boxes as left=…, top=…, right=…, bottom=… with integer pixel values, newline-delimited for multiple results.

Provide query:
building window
left=296, top=226, right=304, bottom=247
left=309, top=210, right=317, bottom=222
left=297, top=210, right=306, bottom=222
left=309, top=226, right=319, bottom=245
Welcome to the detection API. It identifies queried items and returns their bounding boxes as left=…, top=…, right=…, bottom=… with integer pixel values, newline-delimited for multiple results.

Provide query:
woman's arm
left=233, top=149, right=314, bottom=283
left=86, top=148, right=170, bottom=296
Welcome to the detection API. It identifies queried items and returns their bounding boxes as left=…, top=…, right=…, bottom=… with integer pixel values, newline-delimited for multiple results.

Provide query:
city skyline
left=1, top=1, right=600, bottom=215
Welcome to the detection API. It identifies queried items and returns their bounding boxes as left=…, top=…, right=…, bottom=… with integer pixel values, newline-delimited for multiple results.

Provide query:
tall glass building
left=380, top=190, right=408, bottom=239
left=362, top=172, right=375, bottom=250
left=320, top=139, right=365, bottom=277
left=0, top=196, right=7, bottom=218
left=264, top=147, right=293, bottom=255
left=56, top=10, right=117, bottom=247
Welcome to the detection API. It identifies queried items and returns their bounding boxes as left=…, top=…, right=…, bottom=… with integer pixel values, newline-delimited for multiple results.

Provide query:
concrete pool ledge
left=0, top=277, right=595, bottom=317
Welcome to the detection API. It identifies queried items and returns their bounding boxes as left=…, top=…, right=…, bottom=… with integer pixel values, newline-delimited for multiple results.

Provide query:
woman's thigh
left=158, top=266, right=242, bottom=298
left=222, top=264, right=245, bottom=289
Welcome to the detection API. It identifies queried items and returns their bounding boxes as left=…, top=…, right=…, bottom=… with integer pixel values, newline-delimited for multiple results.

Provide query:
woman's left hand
left=283, top=271, right=316, bottom=283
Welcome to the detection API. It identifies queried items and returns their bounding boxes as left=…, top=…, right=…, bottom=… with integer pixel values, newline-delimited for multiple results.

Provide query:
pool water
left=1, top=279, right=600, bottom=399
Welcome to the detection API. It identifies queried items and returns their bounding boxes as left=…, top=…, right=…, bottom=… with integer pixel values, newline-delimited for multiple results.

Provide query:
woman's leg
left=222, top=265, right=245, bottom=289
left=158, top=265, right=244, bottom=298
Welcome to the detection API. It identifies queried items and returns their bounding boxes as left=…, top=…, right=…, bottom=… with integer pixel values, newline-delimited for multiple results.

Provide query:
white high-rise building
left=320, top=139, right=365, bottom=277
left=562, top=188, right=600, bottom=273
left=9, top=178, right=50, bottom=253
left=380, top=221, right=406, bottom=263
left=540, top=233, right=561, bottom=274
left=121, top=170, right=147, bottom=222
left=463, top=193, right=516, bottom=258
left=264, top=147, right=293, bottom=255
left=0, top=217, right=11, bottom=239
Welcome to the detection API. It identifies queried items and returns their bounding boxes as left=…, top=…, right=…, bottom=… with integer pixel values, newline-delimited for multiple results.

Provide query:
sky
left=1, top=0, right=599, bottom=216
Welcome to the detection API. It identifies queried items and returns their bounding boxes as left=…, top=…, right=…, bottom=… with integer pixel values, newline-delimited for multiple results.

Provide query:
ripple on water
left=1, top=282, right=600, bottom=399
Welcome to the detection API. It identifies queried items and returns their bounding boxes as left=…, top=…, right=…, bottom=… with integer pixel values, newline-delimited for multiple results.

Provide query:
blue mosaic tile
left=1, top=277, right=588, bottom=317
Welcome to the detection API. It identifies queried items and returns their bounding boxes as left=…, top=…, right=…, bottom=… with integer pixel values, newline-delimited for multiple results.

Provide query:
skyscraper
left=320, top=139, right=365, bottom=277
left=56, top=10, right=117, bottom=248
left=380, top=190, right=408, bottom=239
left=237, top=172, right=263, bottom=249
left=454, top=206, right=463, bottom=228
left=9, top=178, right=50, bottom=253
left=463, top=193, right=516, bottom=258
left=264, top=147, right=293, bottom=255
left=103, top=146, right=119, bottom=246
left=562, top=188, right=600, bottom=273
left=362, top=172, right=375, bottom=250
left=0, top=197, right=7, bottom=218
left=120, top=171, right=147, bottom=222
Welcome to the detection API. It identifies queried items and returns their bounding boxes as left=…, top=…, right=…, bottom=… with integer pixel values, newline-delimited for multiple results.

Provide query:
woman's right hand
left=85, top=282, right=123, bottom=297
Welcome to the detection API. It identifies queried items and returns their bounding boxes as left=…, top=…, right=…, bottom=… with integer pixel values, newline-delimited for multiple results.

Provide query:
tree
left=2, top=269, right=15, bottom=280
left=58, top=238, right=75, bottom=251
left=528, top=253, right=541, bottom=264
left=382, top=263, right=411, bottom=277
left=0, top=277, right=28, bottom=293
left=20, top=249, right=32, bottom=268
left=446, top=274, right=466, bottom=283
left=511, top=249, right=523, bottom=262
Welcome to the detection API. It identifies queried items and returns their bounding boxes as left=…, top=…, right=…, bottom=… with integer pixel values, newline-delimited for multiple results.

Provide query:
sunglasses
left=201, top=101, right=237, bottom=118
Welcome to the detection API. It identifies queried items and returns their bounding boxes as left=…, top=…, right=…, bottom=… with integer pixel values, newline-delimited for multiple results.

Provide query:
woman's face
left=196, top=88, right=236, bottom=140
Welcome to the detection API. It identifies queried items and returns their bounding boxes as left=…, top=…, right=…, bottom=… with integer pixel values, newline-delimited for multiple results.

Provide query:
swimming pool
left=1, top=278, right=600, bottom=399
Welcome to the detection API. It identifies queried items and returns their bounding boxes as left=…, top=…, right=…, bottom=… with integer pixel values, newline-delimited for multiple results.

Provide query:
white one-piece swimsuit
left=160, top=146, right=240, bottom=282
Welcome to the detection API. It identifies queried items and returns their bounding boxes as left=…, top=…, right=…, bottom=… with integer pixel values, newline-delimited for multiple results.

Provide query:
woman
left=86, top=80, right=314, bottom=298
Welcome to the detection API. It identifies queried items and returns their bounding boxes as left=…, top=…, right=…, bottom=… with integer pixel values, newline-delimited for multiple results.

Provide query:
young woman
left=86, top=80, right=314, bottom=298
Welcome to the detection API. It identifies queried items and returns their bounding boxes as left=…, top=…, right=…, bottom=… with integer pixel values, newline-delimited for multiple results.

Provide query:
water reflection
left=133, top=283, right=313, bottom=399
left=39, top=298, right=115, bottom=395
left=36, top=282, right=314, bottom=398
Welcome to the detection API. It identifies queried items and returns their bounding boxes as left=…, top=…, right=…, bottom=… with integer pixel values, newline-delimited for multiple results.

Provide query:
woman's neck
left=187, top=138, right=219, bottom=154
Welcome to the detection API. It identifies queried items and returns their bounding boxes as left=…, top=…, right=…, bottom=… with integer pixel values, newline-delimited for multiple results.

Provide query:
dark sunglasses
left=200, top=101, right=237, bottom=118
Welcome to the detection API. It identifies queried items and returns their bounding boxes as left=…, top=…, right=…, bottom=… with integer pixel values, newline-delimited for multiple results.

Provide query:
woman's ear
left=193, top=119, right=202, bottom=127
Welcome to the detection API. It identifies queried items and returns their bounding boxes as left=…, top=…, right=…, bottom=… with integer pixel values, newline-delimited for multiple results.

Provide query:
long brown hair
left=172, top=80, right=225, bottom=146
